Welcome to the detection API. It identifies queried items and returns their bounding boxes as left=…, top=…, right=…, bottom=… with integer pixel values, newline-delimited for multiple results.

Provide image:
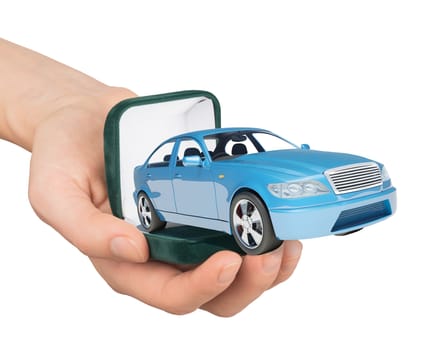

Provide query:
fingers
left=29, top=173, right=149, bottom=262
left=91, top=251, right=243, bottom=315
left=201, top=241, right=303, bottom=316
left=270, top=240, right=303, bottom=288
left=201, top=245, right=284, bottom=316
left=91, top=241, right=302, bottom=316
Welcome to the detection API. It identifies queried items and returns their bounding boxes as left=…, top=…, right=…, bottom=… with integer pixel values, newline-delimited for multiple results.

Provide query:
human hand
left=0, top=38, right=302, bottom=316
left=27, top=90, right=302, bottom=316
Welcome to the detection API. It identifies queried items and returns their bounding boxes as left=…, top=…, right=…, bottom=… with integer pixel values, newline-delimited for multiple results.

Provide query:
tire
left=334, top=228, right=363, bottom=236
left=137, top=192, right=166, bottom=232
left=230, top=191, right=281, bottom=254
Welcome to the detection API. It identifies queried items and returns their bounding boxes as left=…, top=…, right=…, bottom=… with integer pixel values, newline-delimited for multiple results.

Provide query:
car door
left=143, top=140, right=177, bottom=212
left=172, top=138, right=218, bottom=219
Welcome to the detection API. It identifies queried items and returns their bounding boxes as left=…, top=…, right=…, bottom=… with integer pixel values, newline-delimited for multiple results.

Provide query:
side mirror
left=301, top=144, right=310, bottom=150
left=182, top=155, right=203, bottom=167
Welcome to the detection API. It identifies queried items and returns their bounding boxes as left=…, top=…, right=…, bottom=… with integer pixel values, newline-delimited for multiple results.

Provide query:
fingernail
left=110, top=236, right=143, bottom=261
left=262, top=245, right=283, bottom=274
left=218, top=262, right=241, bottom=284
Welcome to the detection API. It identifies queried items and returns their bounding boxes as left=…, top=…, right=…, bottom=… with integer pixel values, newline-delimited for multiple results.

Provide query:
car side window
left=203, top=138, right=217, bottom=157
left=147, top=141, right=175, bottom=168
left=176, top=139, right=204, bottom=166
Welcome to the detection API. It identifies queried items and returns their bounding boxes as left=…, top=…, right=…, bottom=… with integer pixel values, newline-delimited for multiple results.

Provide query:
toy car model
left=133, top=127, right=396, bottom=254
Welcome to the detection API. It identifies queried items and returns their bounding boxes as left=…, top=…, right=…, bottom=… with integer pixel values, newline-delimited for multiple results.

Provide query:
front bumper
left=269, top=187, right=397, bottom=240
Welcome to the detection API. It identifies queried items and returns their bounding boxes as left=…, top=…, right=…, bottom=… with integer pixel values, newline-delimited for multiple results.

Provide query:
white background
left=1, top=1, right=423, bottom=349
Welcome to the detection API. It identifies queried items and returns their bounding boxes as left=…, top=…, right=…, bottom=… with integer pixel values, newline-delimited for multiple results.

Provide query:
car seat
left=231, top=143, right=248, bottom=155
left=184, top=147, right=201, bottom=157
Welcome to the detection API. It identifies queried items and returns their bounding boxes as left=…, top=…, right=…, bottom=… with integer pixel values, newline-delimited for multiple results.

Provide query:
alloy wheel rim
left=233, top=199, right=264, bottom=248
left=138, top=196, right=152, bottom=228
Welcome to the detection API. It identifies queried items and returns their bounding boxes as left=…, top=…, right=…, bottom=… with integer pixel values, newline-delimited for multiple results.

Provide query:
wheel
left=230, top=192, right=281, bottom=254
left=137, top=192, right=166, bottom=232
left=334, top=228, right=363, bottom=236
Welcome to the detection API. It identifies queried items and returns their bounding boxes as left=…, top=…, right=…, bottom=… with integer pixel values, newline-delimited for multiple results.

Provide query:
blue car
left=134, top=127, right=396, bottom=254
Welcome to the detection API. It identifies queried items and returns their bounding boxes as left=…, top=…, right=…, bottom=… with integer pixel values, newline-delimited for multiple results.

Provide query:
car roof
left=166, top=127, right=272, bottom=142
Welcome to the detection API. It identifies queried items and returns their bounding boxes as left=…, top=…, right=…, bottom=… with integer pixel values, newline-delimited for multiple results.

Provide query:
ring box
left=104, top=90, right=243, bottom=264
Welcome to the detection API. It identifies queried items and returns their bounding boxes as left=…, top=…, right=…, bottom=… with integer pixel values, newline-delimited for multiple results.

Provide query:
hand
left=28, top=90, right=302, bottom=316
left=1, top=38, right=302, bottom=316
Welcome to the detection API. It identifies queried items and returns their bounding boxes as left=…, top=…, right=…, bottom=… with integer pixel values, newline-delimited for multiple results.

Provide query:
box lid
left=104, top=90, right=221, bottom=223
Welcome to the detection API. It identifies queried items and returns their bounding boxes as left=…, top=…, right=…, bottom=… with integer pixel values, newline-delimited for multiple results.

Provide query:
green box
left=104, top=91, right=243, bottom=264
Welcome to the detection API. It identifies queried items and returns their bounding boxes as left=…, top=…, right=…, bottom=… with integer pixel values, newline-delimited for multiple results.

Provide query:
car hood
left=224, top=150, right=375, bottom=177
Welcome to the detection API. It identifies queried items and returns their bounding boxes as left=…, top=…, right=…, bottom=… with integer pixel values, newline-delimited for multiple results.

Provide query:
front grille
left=331, top=200, right=391, bottom=232
left=325, top=162, right=382, bottom=194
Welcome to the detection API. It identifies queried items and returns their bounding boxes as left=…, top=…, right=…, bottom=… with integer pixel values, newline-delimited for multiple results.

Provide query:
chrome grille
left=325, top=162, right=382, bottom=194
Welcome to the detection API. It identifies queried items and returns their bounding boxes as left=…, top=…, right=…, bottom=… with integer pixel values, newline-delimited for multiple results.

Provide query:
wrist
left=2, top=86, right=136, bottom=151
left=0, top=38, right=136, bottom=151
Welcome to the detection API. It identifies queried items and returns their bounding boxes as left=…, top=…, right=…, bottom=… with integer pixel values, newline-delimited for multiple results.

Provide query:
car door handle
left=146, top=173, right=152, bottom=178
left=174, top=173, right=182, bottom=178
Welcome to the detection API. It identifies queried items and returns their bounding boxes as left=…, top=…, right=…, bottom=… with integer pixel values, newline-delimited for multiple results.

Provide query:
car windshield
left=203, top=130, right=297, bottom=161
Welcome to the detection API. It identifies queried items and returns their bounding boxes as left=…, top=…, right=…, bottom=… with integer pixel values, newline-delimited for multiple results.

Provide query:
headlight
left=381, top=166, right=391, bottom=182
left=268, top=180, right=329, bottom=198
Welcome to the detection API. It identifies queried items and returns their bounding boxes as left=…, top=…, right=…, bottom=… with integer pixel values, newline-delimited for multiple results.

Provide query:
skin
left=0, top=38, right=302, bottom=316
